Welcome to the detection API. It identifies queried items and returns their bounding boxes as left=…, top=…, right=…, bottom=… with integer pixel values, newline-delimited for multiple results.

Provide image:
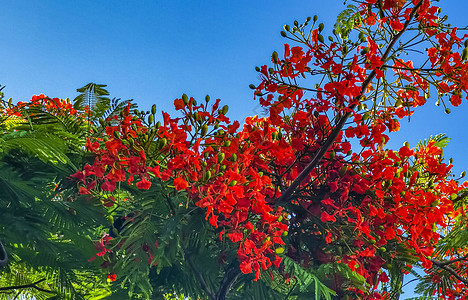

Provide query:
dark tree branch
left=183, top=247, right=216, bottom=300
left=432, top=253, right=468, bottom=266
left=0, top=240, right=7, bottom=268
left=431, top=258, right=468, bottom=285
left=215, top=263, right=241, bottom=300
left=0, top=278, right=55, bottom=294
left=278, top=0, right=424, bottom=204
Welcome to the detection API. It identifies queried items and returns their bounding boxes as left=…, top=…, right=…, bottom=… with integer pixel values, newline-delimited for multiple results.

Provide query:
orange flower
left=174, top=177, right=189, bottom=190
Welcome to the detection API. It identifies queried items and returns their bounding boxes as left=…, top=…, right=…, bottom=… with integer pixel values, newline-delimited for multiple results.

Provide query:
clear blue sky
left=1, top=1, right=468, bottom=297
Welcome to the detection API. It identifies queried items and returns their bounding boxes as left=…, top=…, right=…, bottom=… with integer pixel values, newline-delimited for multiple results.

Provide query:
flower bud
left=182, top=94, right=189, bottom=105
left=200, top=124, right=208, bottom=136
left=221, top=105, right=229, bottom=115
left=272, top=51, right=279, bottom=63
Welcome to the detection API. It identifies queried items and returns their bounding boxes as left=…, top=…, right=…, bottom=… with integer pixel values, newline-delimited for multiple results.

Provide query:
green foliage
left=0, top=92, right=113, bottom=299
left=73, top=83, right=136, bottom=126
left=74, top=83, right=110, bottom=116
left=334, top=5, right=360, bottom=40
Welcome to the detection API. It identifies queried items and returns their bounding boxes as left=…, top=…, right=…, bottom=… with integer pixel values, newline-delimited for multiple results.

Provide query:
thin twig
left=0, top=278, right=55, bottom=294
left=433, top=253, right=468, bottom=267
left=431, top=259, right=468, bottom=285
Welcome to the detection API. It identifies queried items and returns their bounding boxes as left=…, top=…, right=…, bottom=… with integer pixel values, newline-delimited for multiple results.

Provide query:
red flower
left=107, top=274, right=117, bottom=282
left=174, top=177, right=189, bottom=190
left=136, top=177, right=151, bottom=190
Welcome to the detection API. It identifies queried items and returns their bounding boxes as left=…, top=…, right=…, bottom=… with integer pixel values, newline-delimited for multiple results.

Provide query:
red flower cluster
left=39, top=0, right=468, bottom=297
left=71, top=104, right=156, bottom=198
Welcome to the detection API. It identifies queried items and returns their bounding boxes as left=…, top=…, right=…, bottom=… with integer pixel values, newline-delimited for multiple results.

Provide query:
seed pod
left=284, top=24, right=290, bottom=31
left=249, top=84, right=256, bottom=89
left=255, top=66, right=260, bottom=72
left=445, top=108, right=451, bottom=114
left=313, top=15, right=318, bottom=22
left=318, top=23, right=324, bottom=32
left=280, top=31, right=287, bottom=37
left=148, top=114, right=154, bottom=124
left=156, top=121, right=161, bottom=129
left=461, top=171, right=466, bottom=178
left=217, top=152, right=225, bottom=163
left=151, top=104, right=157, bottom=115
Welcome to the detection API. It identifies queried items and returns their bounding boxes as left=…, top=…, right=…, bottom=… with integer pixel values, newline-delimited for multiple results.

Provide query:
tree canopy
left=2, top=0, right=468, bottom=299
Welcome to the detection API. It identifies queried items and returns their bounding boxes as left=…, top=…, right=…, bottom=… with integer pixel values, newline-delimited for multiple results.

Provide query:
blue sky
left=1, top=1, right=467, bottom=175
left=1, top=1, right=468, bottom=297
